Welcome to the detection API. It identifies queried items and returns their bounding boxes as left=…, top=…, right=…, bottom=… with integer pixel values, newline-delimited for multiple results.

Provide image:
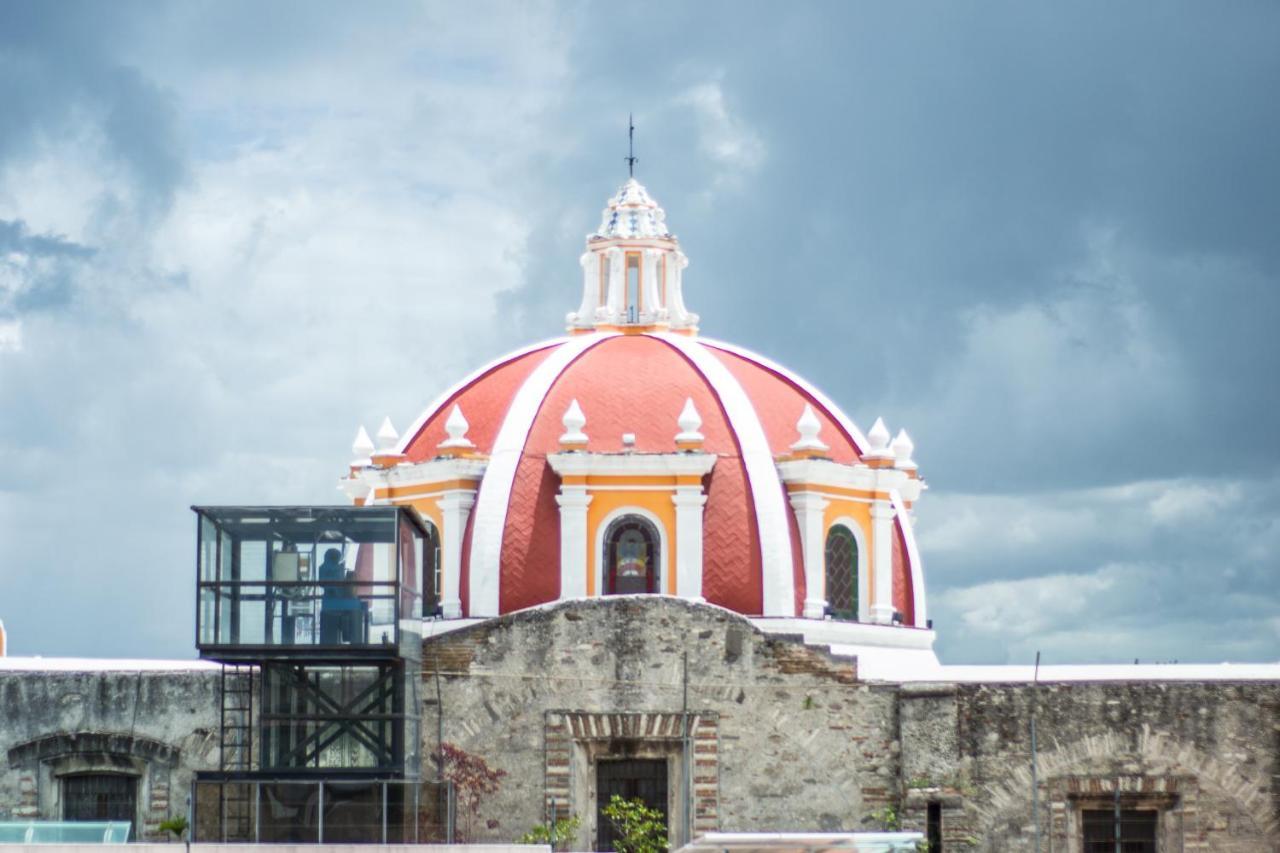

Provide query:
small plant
left=518, top=813, right=582, bottom=850
left=866, top=804, right=901, bottom=831
left=601, top=794, right=668, bottom=853
left=432, top=742, right=507, bottom=842
left=158, top=815, right=188, bottom=840
left=906, top=776, right=935, bottom=789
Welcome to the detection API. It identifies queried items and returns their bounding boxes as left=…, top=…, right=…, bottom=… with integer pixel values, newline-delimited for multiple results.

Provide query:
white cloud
left=0, top=319, right=20, bottom=352
left=677, top=79, right=765, bottom=191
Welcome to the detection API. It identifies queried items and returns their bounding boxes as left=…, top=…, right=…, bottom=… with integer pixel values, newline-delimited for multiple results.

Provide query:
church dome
left=344, top=179, right=927, bottom=630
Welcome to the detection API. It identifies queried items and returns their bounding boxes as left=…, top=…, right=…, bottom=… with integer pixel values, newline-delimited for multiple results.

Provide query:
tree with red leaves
left=432, top=742, right=507, bottom=841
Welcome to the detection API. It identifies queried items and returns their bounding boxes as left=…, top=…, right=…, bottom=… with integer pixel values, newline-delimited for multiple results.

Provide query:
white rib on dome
left=650, top=332, right=796, bottom=617
left=467, top=333, right=618, bottom=615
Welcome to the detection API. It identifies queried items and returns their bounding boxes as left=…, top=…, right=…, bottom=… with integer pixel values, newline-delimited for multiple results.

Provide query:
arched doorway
left=824, top=524, right=858, bottom=620
left=604, top=515, right=660, bottom=595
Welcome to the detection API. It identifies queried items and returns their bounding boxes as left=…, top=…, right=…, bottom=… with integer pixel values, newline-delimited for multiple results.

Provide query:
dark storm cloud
left=0, top=2, right=188, bottom=217
left=0, top=219, right=94, bottom=312
left=511, top=1, right=1280, bottom=490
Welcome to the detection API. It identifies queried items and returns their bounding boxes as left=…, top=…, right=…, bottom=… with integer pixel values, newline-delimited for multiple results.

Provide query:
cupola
left=566, top=178, right=699, bottom=334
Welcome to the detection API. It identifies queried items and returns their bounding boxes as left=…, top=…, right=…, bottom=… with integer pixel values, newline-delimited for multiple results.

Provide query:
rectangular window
left=1082, top=809, right=1157, bottom=853
left=599, top=255, right=609, bottom=306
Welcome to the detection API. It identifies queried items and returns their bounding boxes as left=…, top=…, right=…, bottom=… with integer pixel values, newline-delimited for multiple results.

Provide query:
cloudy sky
left=1, top=1, right=1277, bottom=665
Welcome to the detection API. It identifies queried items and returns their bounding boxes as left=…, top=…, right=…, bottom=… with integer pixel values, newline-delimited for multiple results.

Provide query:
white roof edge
left=395, top=336, right=569, bottom=454
left=0, top=657, right=223, bottom=672
left=699, top=337, right=871, bottom=455
left=913, top=663, right=1280, bottom=683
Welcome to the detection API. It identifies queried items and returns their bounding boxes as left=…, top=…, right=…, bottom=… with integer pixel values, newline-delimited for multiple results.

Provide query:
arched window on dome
left=421, top=518, right=441, bottom=616
left=604, top=514, right=661, bottom=595
left=824, top=524, right=859, bottom=621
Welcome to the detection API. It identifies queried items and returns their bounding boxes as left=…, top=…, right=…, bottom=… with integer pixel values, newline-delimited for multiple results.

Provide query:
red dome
left=395, top=332, right=921, bottom=622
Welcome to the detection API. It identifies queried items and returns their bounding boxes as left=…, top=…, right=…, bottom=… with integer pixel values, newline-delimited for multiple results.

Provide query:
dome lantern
left=567, top=178, right=698, bottom=335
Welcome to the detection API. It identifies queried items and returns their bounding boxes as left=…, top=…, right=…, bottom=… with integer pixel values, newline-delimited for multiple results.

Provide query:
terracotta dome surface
left=396, top=332, right=919, bottom=620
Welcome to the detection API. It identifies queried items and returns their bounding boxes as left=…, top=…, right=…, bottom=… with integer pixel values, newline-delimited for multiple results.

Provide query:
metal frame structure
left=191, top=505, right=435, bottom=844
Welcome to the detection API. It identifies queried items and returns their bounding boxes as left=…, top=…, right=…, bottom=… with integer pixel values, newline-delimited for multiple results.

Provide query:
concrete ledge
left=0, top=840, right=545, bottom=845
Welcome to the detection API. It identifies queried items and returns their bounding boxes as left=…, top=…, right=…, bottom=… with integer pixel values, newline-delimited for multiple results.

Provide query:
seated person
left=318, top=548, right=365, bottom=643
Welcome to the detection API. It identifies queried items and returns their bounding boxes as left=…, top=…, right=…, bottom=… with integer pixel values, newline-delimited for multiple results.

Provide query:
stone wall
left=424, top=598, right=1279, bottom=851
left=1, top=601, right=1274, bottom=851
left=422, top=597, right=900, bottom=849
left=0, top=667, right=221, bottom=841
left=899, top=680, right=1280, bottom=851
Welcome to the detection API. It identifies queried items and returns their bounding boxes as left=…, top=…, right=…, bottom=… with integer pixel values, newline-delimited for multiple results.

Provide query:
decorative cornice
left=547, top=451, right=717, bottom=479
left=776, top=456, right=924, bottom=502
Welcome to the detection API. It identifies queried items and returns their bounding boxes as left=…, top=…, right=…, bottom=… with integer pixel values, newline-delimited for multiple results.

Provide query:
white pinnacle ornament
left=352, top=425, right=375, bottom=459
left=891, top=428, right=916, bottom=467
left=560, top=399, right=588, bottom=446
left=438, top=404, right=475, bottom=449
left=376, top=416, right=399, bottom=452
left=867, top=417, right=891, bottom=454
left=675, top=398, right=704, bottom=444
left=790, top=404, right=829, bottom=453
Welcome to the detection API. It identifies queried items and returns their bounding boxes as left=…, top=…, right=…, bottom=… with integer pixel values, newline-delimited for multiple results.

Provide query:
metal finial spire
left=625, top=113, right=638, bottom=178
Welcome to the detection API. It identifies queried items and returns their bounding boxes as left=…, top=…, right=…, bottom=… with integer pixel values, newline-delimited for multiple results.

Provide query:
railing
left=191, top=778, right=452, bottom=844
left=198, top=580, right=411, bottom=649
left=0, top=821, right=131, bottom=844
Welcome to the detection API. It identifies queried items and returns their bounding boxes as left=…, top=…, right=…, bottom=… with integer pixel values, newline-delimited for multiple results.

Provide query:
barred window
left=63, top=774, right=137, bottom=839
left=824, top=525, right=858, bottom=620
left=1082, top=809, right=1157, bottom=853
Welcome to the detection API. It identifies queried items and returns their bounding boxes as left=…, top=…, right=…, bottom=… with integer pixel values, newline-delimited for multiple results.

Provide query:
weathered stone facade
left=1, top=600, right=1276, bottom=850
left=0, top=666, right=221, bottom=841
left=422, top=597, right=1280, bottom=852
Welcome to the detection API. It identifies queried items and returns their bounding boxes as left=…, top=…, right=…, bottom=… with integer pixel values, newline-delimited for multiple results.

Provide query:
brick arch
left=7, top=731, right=180, bottom=769
left=970, top=725, right=1276, bottom=848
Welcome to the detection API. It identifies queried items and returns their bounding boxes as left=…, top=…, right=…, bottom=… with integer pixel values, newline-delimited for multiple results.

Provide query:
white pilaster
left=672, top=487, right=708, bottom=602
left=641, top=248, right=661, bottom=322
left=556, top=487, right=593, bottom=600
left=436, top=491, right=476, bottom=618
left=870, top=500, right=896, bottom=624
left=789, top=491, right=830, bottom=619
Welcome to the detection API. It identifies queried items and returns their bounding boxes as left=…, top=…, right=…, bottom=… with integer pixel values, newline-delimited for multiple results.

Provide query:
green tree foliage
left=601, top=794, right=668, bottom=853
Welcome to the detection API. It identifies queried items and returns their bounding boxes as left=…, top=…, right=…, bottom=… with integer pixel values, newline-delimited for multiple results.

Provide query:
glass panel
left=259, top=783, right=319, bottom=843
left=323, top=781, right=384, bottom=843
left=200, top=516, right=219, bottom=581
left=260, top=664, right=399, bottom=771
left=199, top=586, right=217, bottom=644
left=239, top=539, right=267, bottom=582
left=194, top=507, right=418, bottom=649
